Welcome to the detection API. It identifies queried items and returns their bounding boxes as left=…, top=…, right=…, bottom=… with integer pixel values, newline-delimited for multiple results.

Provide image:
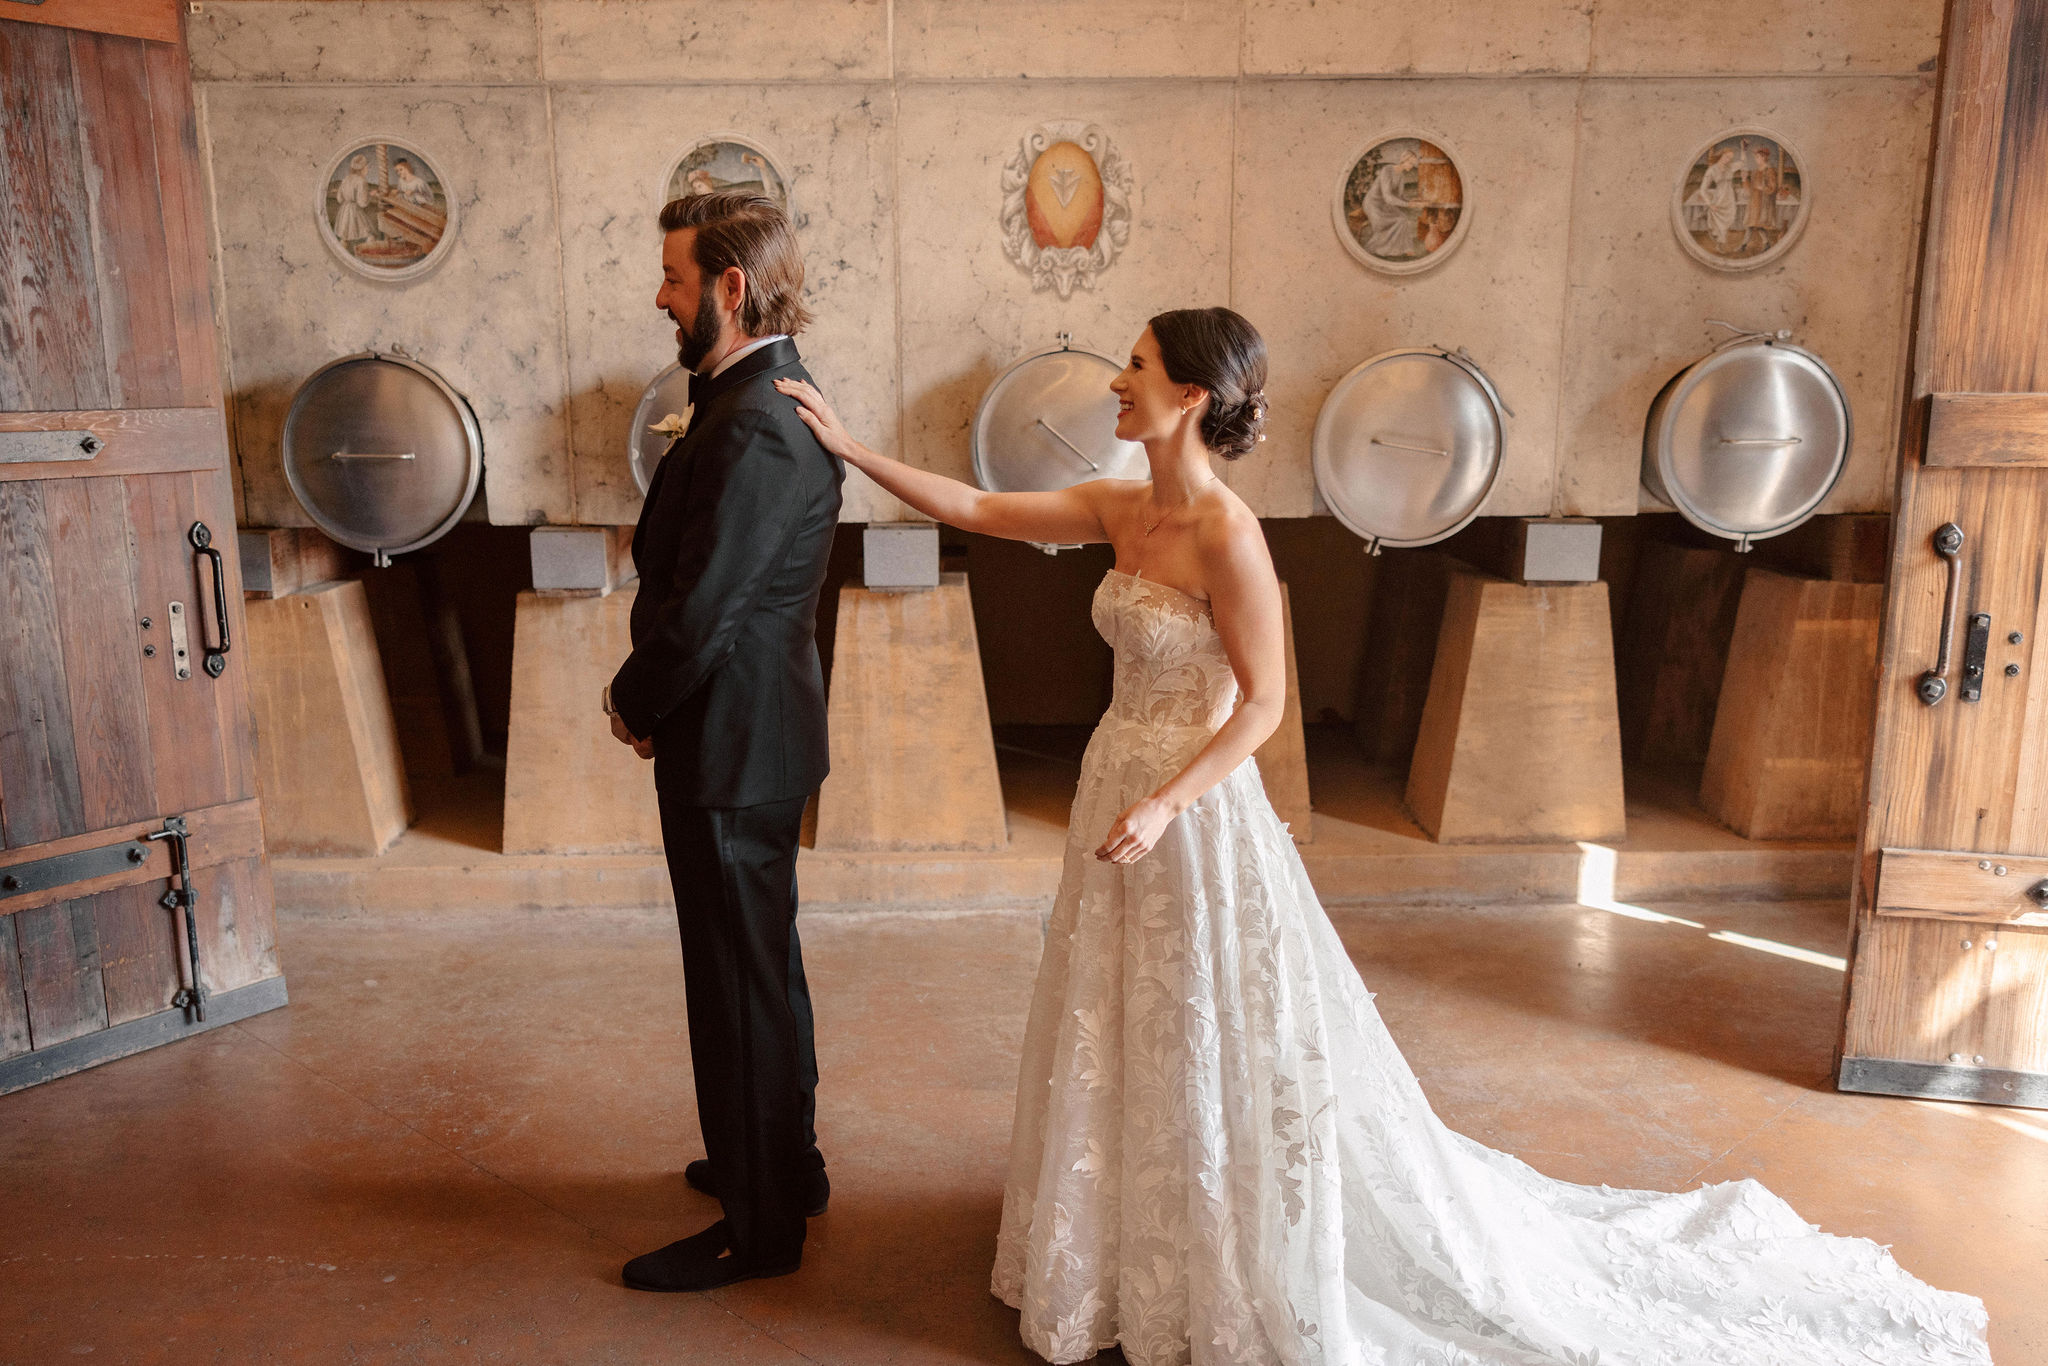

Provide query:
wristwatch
left=601, top=684, right=618, bottom=718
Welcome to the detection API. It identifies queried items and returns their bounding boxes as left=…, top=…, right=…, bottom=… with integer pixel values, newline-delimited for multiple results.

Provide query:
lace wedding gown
left=990, top=568, right=1990, bottom=1366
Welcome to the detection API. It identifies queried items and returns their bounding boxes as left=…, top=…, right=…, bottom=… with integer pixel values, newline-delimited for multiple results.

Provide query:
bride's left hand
left=1095, top=796, right=1180, bottom=864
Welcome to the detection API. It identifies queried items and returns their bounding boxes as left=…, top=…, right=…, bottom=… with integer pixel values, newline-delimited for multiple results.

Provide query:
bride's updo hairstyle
left=1147, top=307, right=1269, bottom=459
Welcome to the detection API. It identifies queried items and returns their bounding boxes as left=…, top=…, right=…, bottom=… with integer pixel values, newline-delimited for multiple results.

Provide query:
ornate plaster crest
left=1000, top=120, right=1132, bottom=299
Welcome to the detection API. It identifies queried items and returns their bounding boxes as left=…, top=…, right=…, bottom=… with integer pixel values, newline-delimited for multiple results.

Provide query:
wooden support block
left=237, top=527, right=353, bottom=599
left=1253, top=582, right=1313, bottom=843
left=1507, top=517, right=1602, bottom=583
left=1406, top=568, right=1626, bottom=843
left=814, top=574, right=1007, bottom=852
left=1701, top=568, right=1882, bottom=840
left=529, top=526, right=637, bottom=597
left=503, top=588, right=660, bottom=855
left=245, top=580, right=411, bottom=856
left=1616, top=539, right=1746, bottom=764
left=1755, top=513, right=1891, bottom=583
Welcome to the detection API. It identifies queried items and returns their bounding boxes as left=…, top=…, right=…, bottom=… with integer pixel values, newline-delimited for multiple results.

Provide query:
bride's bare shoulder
left=1194, top=484, right=1268, bottom=556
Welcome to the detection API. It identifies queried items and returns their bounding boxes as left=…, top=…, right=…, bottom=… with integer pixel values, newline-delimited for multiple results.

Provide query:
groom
left=604, top=189, right=843, bottom=1291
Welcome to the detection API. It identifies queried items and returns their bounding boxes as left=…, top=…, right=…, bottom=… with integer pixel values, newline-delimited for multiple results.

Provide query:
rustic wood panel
left=90, top=878, right=180, bottom=1026
left=1924, top=391, right=2048, bottom=465
left=815, top=576, right=1008, bottom=852
left=0, top=797, right=265, bottom=919
left=45, top=478, right=157, bottom=829
left=1876, top=846, right=2048, bottom=926
left=1872, top=469, right=2048, bottom=856
left=15, top=897, right=108, bottom=1048
left=0, top=0, right=181, bottom=45
left=1700, top=570, right=1882, bottom=841
left=124, top=472, right=236, bottom=814
left=1406, top=569, right=1627, bottom=844
left=194, top=855, right=278, bottom=996
left=0, top=483, right=87, bottom=847
left=1616, top=539, right=1745, bottom=765
left=71, top=29, right=182, bottom=411
left=0, top=916, right=29, bottom=1060
left=1983, top=927, right=2048, bottom=1074
left=245, top=580, right=411, bottom=856
left=141, top=38, right=218, bottom=407
left=502, top=588, right=659, bottom=854
left=1353, top=550, right=1452, bottom=767
left=0, top=18, right=110, bottom=411
left=0, top=407, right=228, bottom=482
left=1920, top=2, right=2048, bottom=396
left=200, top=466, right=258, bottom=803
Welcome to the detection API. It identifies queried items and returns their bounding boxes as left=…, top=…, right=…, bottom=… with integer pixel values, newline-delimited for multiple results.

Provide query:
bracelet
left=600, top=684, right=618, bottom=717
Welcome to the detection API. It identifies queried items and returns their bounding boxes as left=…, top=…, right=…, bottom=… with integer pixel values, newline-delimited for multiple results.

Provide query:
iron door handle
left=1917, top=522, right=1964, bottom=705
left=188, top=521, right=230, bottom=678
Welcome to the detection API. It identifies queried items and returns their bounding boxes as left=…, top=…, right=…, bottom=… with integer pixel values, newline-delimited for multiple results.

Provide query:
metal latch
left=0, top=839, right=152, bottom=901
left=146, top=817, right=206, bottom=1021
left=1961, top=612, right=1992, bottom=703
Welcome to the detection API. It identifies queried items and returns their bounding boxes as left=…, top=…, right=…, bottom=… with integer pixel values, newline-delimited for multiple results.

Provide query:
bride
left=774, top=309, right=1988, bottom=1366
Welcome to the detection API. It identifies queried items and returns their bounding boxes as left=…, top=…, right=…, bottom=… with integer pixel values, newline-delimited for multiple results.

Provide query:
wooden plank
left=141, top=38, right=219, bottom=407
left=1876, top=846, right=2048, bottom=926
left=815, top=576, right=1008, bottom=852
left=15, top=897, right=108, bottom=1049
left=71, top=29, right=182, bottom=411
left=0, top=916, right=30, bottom=1060
left=1352, top=550, right=1452, bottom=766
left=1924, top=392, right=2048, bottom=466
left=1842, top=916, right=2045, bottom=1069
left=245, top=580, right=410, bottom=856
left=1871, top=469, right=2048, bottom=856
left=0, top=0, right=181, bottom=46
left=1700, top=570, right=1882, bottom=841
left=0, top=974, right=285, bottom=1096
left=193, top=854, right=278, bottom=996
left=90, top=877, right=180, bottom=1026
left=502, top=588, right=659, bottom=854
left=1616, top=539, right=1745, bottom=765
left=1406, top=569, right=1627, bottom=843
left=197, top=465, right=258, bottom=803
left=0, top=796, right=265, bottom=918
left=0, top=482, right=87, bottom=847
left=1919, top=2, right=2048, bottom=396
left=0, top=18, right=111, bottom=411
left=124, top=471, right=233, bottom=814
left=44, top=478, right=158, bottom=829
left=0, top=407, right=227, bottom=482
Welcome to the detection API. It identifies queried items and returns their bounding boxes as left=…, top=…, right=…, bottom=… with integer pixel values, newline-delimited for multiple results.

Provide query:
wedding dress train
left=990, top=568, right=1989, bottom=1366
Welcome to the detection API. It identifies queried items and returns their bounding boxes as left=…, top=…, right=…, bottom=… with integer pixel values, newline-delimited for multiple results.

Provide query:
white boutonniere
left=648, top=411, right=689, bottom=436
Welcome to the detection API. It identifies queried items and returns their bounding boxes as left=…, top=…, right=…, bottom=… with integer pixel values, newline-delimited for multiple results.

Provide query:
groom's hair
left=658, top=190, right=813, bottom=338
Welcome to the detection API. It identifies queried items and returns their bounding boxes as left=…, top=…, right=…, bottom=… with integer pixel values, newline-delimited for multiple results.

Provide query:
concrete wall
left=193, top=0, right=1940, bottom=531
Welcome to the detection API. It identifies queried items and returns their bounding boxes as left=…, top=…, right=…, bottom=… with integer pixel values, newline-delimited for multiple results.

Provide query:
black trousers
left=656, top=789, right=821, bottom=1263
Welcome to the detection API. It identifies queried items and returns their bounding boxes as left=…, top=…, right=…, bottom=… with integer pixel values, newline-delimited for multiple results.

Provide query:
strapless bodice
left=1089, top=569, right=1239, bottom=741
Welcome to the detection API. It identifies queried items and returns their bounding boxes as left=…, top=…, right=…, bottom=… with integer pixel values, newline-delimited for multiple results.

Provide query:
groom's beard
left=675, top=287, right=723, bottom=373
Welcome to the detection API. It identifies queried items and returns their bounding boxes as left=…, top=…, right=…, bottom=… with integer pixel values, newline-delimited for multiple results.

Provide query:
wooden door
left=1838, top=0, right=2048, bottom=1109
left=0, top=0, right=282, bottom=1093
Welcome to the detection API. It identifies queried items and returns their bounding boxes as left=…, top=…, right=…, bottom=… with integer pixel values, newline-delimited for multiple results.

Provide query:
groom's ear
left=720, top=265, right=749, bottom=317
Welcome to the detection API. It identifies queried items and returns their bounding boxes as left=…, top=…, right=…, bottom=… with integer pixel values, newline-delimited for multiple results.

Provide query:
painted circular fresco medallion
left=1671, top=127, right=1809, bottom=271
left=663, top=135, right=791, bottom=212
left=316, top=136, right=457, bottom=282
left=1333, top=132, right=1468, bottom=275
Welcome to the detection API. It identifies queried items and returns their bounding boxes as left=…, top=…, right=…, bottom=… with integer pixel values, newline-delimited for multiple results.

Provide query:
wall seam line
left=536, top=10, right=577, bottom=526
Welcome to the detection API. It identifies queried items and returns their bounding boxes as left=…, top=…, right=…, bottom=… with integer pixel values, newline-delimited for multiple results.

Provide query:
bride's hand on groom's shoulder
left=774, top=378, right=858, bottom=461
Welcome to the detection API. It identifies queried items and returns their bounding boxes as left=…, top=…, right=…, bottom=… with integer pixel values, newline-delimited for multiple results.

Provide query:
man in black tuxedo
left=604, top=190, right=842, bottom=1292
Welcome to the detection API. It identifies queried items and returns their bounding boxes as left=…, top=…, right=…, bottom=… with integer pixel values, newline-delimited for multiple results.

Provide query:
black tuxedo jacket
left=610, top=338, right=844, bottom=808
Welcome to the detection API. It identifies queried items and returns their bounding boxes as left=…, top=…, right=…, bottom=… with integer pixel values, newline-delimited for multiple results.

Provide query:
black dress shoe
left=622, top=1220, right=799, bottom=1293
left=684, top=1159, right=830, bottom=1217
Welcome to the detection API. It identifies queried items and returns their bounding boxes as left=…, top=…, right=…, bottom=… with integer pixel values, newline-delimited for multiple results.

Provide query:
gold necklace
left=1141, top=475, right=1218, bottom=538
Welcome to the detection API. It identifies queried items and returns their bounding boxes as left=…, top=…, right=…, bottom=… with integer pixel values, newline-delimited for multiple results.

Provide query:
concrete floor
left=3, top=897, right=2042, bottom=1364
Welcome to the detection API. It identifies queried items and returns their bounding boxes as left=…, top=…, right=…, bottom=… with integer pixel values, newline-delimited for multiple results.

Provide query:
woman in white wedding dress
left=774, top=309, right=1989, bottom=1366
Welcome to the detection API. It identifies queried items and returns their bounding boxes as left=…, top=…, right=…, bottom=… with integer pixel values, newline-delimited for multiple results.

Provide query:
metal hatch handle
left=187, top=522, right=230, bottom=678
left=1917, top=522, right=1966, bottom=706
left=1719, top=436, right=1804, bottom=446
left=1369, top=437, right=1451, bottom=458
left=330, top=451, right=418, bottom=460
left=1034, top=418, right=1101, bottom=471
